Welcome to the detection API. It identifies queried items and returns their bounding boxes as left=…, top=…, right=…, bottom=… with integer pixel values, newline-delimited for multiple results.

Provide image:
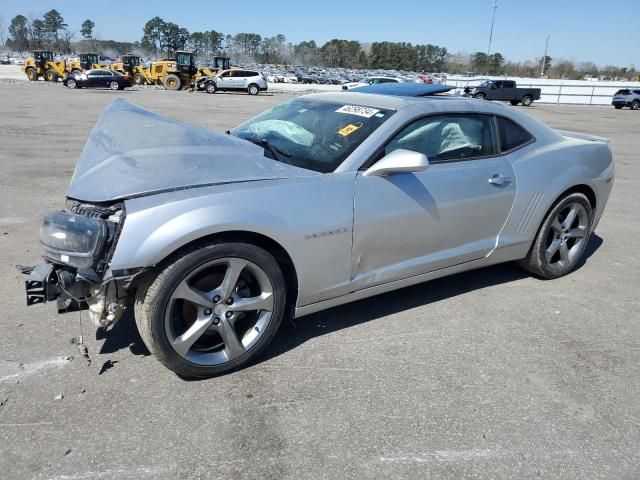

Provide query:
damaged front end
left=22, top=200, right=135, bottom=328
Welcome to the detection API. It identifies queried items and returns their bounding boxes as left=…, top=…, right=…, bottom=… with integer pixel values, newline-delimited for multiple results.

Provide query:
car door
left=501, top=81, right=516, bottom=100
left=216, top=70, right=234, bottom=90
left=84, top=71, right=100, bottom=87
left=352, top=113, right=516, bottom=289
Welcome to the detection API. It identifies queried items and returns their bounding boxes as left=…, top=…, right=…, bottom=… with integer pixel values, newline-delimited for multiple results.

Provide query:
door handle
left=488, top=173, right=511, bottom=185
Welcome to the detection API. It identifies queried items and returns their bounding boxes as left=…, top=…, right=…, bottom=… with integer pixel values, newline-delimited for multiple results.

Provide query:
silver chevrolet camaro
left=23, top=93, right=614, bottom=377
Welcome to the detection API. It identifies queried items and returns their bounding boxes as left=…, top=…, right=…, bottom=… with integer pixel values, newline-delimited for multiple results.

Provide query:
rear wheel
left=163, top=74, right=181, bottom=90
left=45, top=69, right=58, bottom=82
left=518, top=193, right=592, bottom=279
left=134, top=242, right=286, bottom=378
left=109, top=81, right=119, bottom=90
left=521, top=95, right=533, bottom=106
left=25, top=67, right=38, bottom=81
left=631, top=100, right=640, bottom=110
left=247, top=83, right=260, bottom=95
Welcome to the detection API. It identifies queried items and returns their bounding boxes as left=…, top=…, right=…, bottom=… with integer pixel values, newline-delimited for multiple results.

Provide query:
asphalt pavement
left=0, top=80, right=639, bottom=480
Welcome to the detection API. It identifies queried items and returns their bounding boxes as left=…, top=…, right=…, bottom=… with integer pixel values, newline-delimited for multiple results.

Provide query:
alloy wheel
left=164, top=257, right=274, bottom=366
left=110, top=81, right=119, bottom=90
left=544, top=202, right=589, bottom=270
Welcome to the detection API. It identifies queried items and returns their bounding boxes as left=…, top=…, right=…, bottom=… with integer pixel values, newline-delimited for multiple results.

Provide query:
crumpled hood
left=67, top=98, right=314, bottom=202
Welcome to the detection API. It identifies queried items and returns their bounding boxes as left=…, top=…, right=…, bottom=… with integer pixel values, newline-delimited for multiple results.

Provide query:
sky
left=2, top=0, right=639, bottom=67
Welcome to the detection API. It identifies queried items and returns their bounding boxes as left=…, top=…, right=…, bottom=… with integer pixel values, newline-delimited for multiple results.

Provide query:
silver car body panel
left=69, top=95, right=612, bottom=318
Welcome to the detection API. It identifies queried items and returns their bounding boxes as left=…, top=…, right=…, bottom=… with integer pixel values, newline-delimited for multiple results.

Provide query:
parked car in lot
left=202, top=69, right=268, bottom=95
left=611, top=88, right=640, bottom=110
left=23, top=93, right=614, bottom=378
left=63, top=69, right=133, bottom=90
left=464, top=80, right=541, bottom=106
left=342, top=76, right=402, bottom=90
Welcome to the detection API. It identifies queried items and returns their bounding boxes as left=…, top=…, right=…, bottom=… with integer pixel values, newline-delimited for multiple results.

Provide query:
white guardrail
left=446, top=76, right=640, bottom=106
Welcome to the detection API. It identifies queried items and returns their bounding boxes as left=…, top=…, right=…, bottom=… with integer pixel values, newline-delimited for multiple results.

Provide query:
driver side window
left=385, top=114, right=498, bottom=163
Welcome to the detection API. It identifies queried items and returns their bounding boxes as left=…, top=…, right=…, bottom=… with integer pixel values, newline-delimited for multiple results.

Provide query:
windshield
left=230, top=99, right=395, bottom=173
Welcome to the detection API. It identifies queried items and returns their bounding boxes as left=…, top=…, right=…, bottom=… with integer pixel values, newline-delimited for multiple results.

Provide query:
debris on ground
left=54, top=394, right=63, bottom=400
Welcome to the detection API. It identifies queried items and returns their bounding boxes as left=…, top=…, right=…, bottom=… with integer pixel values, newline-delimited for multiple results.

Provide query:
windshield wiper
left=246, top=138, right=291, bottom=160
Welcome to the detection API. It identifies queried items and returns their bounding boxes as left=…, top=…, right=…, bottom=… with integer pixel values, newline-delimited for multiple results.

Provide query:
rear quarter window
left=497, top=117, right=533, bottom=152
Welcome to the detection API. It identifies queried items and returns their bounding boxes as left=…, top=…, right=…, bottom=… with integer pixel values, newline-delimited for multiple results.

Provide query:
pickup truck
left=464, top=80, right=541, bottom=106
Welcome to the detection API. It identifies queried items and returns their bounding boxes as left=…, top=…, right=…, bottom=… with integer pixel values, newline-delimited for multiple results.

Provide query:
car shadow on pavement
left=96, top=308, right=150, bottom=357
left=259, top=233, right=603, bottom=364
left=90, top=234, right=602, bottom=372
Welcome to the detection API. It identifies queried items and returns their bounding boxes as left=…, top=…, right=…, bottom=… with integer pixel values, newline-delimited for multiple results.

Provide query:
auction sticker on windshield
left=335, top=105, right=381, bottom=118
left=337, top=123, right=362, bottom=136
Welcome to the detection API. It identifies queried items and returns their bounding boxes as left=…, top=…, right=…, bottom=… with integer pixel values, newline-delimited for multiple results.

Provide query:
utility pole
left=541, top=34, right=550, bottom=76
left=487, top=0, right=498, bottom=55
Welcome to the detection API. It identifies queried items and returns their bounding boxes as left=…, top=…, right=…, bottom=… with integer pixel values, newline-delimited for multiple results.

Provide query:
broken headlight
left=39, top=211, right=107, bottom=268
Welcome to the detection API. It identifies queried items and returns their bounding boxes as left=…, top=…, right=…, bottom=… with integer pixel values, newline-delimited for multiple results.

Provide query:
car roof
left=350, top=83, right=455, bottom=97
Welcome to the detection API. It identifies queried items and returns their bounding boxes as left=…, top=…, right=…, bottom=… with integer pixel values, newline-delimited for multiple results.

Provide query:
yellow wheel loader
left=22, top=50, right=67, bottom=82
left=109, top=54, right=150, bottom=86
left=194, top=56, right=234, bottom=90
left=67, top=53, right=103, bottom=75
left=127, top=51, right=198, bottom=90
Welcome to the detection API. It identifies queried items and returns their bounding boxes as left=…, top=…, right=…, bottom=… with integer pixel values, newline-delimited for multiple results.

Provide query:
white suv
left=204, top=69, right=268, bottom=95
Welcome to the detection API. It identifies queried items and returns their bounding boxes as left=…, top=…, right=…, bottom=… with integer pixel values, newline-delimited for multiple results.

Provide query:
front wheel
left=66, top=78, right=77, bottom=89
left=109, top=81, right=120, bottom=90
left=474, top=93, right=486, bottom=100
left=205, top=82, right=217, bottom=94
left=133, top=73, right=145, bottom=85
left=247, top=83, right=260, bottom=95
left=134, top=242, right=286, bottom=378
left=518, top=193, right=592, bottom=279
left=45, top=69, right=58, bottom=82
left=631, top=100, right=640, bottom=110
left=614, top=105, right=623, bottom=109
left=521, top=95, right=533, bottom=106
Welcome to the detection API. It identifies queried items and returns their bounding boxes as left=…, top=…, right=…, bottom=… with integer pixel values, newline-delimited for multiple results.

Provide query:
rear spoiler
left=556, top=130, right=609, bottom=144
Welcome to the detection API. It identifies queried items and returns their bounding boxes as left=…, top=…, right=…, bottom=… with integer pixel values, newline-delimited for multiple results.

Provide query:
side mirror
left=363, top=149, right=429, bottom=177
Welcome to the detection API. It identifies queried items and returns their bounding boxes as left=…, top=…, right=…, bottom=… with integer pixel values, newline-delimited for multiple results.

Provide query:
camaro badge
left=304, top=227, right=351, bottom=240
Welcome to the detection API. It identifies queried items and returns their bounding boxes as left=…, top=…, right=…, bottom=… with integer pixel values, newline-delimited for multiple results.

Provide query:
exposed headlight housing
left=39, top=211, right=107, bottom=268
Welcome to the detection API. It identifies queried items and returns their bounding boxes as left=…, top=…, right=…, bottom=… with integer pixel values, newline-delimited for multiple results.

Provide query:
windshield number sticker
left=336, top=105, right=380, bottom=118
left=337, top=123, right=362, bottom=136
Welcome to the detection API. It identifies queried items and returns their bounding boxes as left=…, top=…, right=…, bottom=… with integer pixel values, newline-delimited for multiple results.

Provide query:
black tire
left=247, top=83, right=260, bottom=95
left=163, top=74, right=181, bottom=90
left=510, top=100, right=519, bottom=106
left=521, top=95, right=533, bottom=106
left=205, top=81, right=217, bottom=94
left=45, top=69, right=58, bottom=82
left=614, top=105, right=623, bottom=109
left=26, top=67, right=38, bottom=81
left=66, top=78, right=77, bottom=89
left=134, top=242, right=287, bottom=378
left=518, top=192, right=593, bottom=279
left=133, top=72, right=145, bottom=85
left=109, top=81, right=120, bottom=90
left=631, top=100, right=640, bottom=110
left=474, top=93, right=486, bottom=100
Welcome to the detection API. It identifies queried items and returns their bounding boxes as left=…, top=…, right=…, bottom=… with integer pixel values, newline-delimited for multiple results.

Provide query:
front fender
left=110, top=196, right=290, bottom=271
